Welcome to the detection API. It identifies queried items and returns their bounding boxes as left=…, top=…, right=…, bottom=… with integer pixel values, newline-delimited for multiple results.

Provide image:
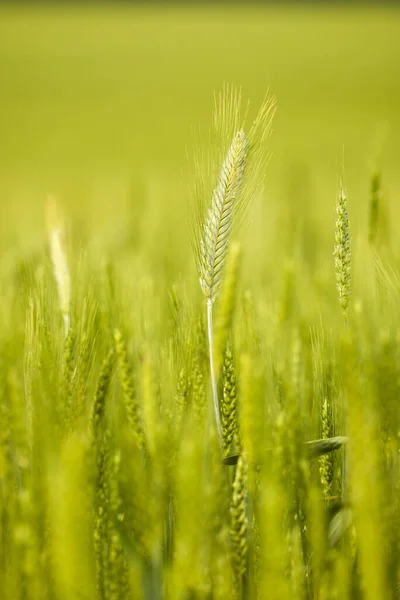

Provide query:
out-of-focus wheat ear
left=319, top=398, right=334, bottom=501
left=334, top=185, right=351, bottom=319
left=368, top=171, right=381, bottom=246
left=61, top=327, right=75, bottom=433
left=221, top=344, right=239, bottom=460
left=94, top=429, right=112, bottom=599
left=174, top=367, right=189, bottom=434
left=113, top=329, right=146, bottom=453
left=108, top=450, right=129, bottom=599
left=46, top=195, right=71, bottom=336
left=75, top=331, right=90, bottom=427
left=230, top=455, right=248, bottom=589
left=90, top=350, right=114, bottom=441
left=199, top=130, right=247, bottom=303
left=191, top=354, right=207, bottom=424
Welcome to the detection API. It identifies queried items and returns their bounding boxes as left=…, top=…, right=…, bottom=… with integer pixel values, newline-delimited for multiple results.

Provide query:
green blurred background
left=0, top=3, right=399, bottom=272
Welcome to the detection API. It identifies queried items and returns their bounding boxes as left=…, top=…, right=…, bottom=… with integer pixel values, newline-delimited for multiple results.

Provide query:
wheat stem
left=207, top=298, right=222, bottom=450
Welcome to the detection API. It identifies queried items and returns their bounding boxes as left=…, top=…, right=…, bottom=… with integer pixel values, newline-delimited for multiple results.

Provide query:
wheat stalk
left=200, top=131, right=247, bottom=449
left=192, top=88, right=275, bottom=452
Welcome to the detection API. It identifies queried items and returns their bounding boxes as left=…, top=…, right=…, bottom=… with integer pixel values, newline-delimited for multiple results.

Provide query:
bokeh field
left=1, top=3, right=400, bottom=599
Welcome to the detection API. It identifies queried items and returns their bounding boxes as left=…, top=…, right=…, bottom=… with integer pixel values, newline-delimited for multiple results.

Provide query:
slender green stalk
left=207, top=298, right=222, bottom=448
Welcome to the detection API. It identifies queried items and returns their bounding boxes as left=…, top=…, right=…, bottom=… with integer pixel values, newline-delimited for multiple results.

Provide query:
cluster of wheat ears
left=0, top=85, right=398, bottom=600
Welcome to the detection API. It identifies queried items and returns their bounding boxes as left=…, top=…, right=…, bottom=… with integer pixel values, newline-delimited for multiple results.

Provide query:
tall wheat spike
left=334, top=185, right=351, bottom=318
left=193, top=88, right=275, bottom=450
left=198, top=130, right=247, bottom=448
left=199, top=130, right=247, bottom=303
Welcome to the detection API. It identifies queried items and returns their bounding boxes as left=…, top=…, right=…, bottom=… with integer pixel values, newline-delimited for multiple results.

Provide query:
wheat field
left=1, top=4, right=400, bottom=599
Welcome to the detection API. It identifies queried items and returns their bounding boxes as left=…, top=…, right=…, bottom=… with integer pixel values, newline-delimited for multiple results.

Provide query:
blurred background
left=0, top=1, right=399, bottom=280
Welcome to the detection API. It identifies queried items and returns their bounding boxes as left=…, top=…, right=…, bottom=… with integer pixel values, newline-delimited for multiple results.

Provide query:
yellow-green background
left=0, top=4, right=399, bottom=265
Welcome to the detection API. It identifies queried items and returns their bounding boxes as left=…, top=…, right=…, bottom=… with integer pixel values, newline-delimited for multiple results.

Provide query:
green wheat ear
left=90, top=350, right=114, bottom=439
left=319, top=398, right=334, bottom=500
left=230, top=455, right=248, bottom=586
left=199, top=130, right=247, bottom=303
left=114, top=329, right=146, bottom=452
left=221, top=344, right=238, bottom=459
left=334, top=185, right=351, bottom=318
